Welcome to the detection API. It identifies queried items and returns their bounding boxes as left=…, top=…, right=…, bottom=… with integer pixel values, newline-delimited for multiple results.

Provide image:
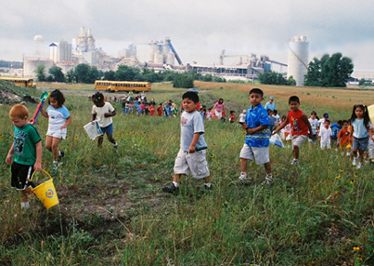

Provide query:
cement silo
left=154, top=51, right=164, bottom=64
left=287, top=36, right=309, bottom=86
left=166, top=52, right=175, bottom=65
left=49, top=43, right=58, bottom=63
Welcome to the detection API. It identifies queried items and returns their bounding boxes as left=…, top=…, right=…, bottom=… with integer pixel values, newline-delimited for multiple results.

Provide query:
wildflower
left=336, top=175, right=341, bottom=179
left=210, top=154, right=214, bottom=158
left=75, top=137, right=79, bottom=140
left=335, top=191, right=338, bottom=194
left=339, top=169, right=344, bottom=172
left=353, top=174, right=358, bottom=178
left=353, top=247, right=360, bottom=251
left=327, top=165, right=332, bottom=168
left=351, top=180, right=356, bottom=184
left=232, top=143, right=235, bottom=146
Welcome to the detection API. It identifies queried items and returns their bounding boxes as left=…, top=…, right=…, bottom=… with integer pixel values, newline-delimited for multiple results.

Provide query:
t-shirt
left=318, top=118, right=327, bottom=129
left=180, top=110, right=207, bottom=152
left=229, top=114, right=235, bottom=122
left=245, top=103, right=270, bottom=147
left=46, top=106, right=70, bottom=132
left=319, top=127, right=332, bottom=144
left=13, top=123, right=41, bottom=166
left=215, top=102, right=224, bottom=112
left=265, top=101, right=275, bottom=111
left=351, top=118, right=370, bottom=138
left=331, top=123, right=342, bottom=140
left=308, top=118, right=319, bottom=135
left=269, top=116, right=277, bottom=131
left=157, top=106, right=162, bottom=115
left=92, top=102, right=115, bottom=128
left=287, top=109, right=308, bottom=136
left=273, top=114, right=280, bottom=125
left=239, top=113, right=246, bottom=123
left=337, top=127, right=350, bottom=146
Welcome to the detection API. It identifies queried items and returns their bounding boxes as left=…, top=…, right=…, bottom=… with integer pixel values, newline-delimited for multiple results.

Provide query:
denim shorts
left=353, top=136, right=369, bottom=151
left=100, top=123, right=114, bottom=135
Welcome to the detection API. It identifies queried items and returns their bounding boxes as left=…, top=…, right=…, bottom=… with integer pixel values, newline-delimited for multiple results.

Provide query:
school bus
left=0, top=77, right=36, bottom=88
left=94, top=80, right=151, bottom=93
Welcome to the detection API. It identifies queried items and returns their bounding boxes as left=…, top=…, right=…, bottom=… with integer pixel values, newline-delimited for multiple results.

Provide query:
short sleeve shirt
left=47, top=105, right=70, bottom=132
left=13, top=124, right=41, bottom=166
left=308, top=118, right=319, bottom=135
left=351, top=119, right=370, bottom=138
left=265, top=102, right=275, bottom=111
left=180, top=111, right=207, bottom=152
left=319, top=127, right=332, bottom=144
left=287, top=109, right=308, bottom=136
left=92, top=102, right=115, bottom=128
left=245, top=103, right=270, bottom=147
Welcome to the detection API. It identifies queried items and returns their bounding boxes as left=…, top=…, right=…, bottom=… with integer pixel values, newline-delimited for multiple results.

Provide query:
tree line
left=35, top=64, right=226, bottom=88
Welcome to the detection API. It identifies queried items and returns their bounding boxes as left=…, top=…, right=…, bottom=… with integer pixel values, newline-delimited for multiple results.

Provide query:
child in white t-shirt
left=239, top=109, right=246, bottom=124
left=91, top=92, right=118, bottom=148
left=308, top=111, right=319, bottom=148
left=40, top=89, right=71, bottom=167
left=319, top=120, right=332, bottom=150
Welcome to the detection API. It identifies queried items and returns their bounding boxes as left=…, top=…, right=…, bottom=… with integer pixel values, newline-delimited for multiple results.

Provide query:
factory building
left=23, top=35, right=53, bottom=77
left=287, top=36, right=309, bottom=86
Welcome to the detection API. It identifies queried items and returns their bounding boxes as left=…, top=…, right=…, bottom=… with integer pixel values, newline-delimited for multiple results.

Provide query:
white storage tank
left=287, top=36, right=309, bottom=86
left=166, top=52, right=175, bottom=65
left=154, top=51, right=164, bottom=64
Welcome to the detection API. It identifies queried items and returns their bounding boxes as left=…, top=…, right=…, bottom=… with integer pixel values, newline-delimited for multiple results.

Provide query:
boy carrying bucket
left=6, top=104, right=42, bottom=211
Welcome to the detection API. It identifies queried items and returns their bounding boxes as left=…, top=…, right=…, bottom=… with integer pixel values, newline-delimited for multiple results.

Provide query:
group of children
left=6, top=87, right=374, bottom=210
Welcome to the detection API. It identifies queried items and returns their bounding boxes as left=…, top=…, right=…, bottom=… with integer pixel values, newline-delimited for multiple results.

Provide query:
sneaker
left=357, top=163, right=362, bottom=169
left=238, top=172, right=248, bottom=180
left=113, top=142, right=119, bottom=149
left=291, top=159, right=299, bottom=165
left=201, top=184, right=212, bottom=193
left=162, top=183, right=179, bottom=194
left=265, top=174, right=273, bottom=185
left=57, top=150, right=65, bottom=162
left=352, top=157, right=359, bottom=166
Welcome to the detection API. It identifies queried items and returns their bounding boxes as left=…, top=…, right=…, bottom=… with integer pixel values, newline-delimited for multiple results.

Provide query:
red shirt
left=157, top=106, right=162, bottom=116
left=229, top=114, right=235, bottom=122
left=149, top=105, right=155, bottom=115
left=287, top=109, right=308, bottom=136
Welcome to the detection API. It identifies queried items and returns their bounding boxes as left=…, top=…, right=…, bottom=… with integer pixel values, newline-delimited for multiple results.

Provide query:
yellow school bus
left=0, top=77, right=36, bottom=88
left=94, top=80, right=151, bottom=93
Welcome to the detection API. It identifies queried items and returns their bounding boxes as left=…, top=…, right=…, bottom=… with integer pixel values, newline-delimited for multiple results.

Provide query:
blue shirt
left=351, top=119, right=371, bottom=138
left=245, top=103, right=270, bottom=147
left=265, top=101, right=275, bottom=111
left=331, top=123, right=342, bottom=140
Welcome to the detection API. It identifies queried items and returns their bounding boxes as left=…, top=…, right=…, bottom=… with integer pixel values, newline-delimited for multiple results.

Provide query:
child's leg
left=97, top=135, right=104, bottom=147
left=358, top=149, right=364, bottom=163
left=264, top=162, right=271, bottom=175
left=19, top=189, right=30, bottom=209
left=293, top=146, right=300, bottom=159
left=51, top=137, right=61, bottom=162
left=173, top=174, right=181, bottom=183
left=107, top=134, right=116, bottom=144
left=240, top=158, right=248, bottom=173
left=45, top=136, right=53, bottom=152
left=204, top=175, right=210, bottom=184
left=352, top=148, right=358, bottom=157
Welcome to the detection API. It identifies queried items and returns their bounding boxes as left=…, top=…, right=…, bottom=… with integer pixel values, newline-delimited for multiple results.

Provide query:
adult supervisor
left=265, top=96, right=276, bottom=111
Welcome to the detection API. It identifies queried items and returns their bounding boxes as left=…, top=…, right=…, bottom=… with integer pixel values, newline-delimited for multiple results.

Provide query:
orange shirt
left=337, top=127, right=350, bottom=146
left=149, top=105, right=155, bottom=115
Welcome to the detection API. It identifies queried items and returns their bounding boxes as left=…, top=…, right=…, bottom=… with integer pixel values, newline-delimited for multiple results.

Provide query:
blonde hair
left=9, top=104, right=29, bottom=119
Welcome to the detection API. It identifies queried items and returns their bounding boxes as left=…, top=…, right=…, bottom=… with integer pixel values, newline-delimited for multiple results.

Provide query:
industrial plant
left=18, top=28, right=314, bottom=86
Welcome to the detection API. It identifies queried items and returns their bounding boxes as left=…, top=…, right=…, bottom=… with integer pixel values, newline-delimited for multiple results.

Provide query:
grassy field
left=1, top=81, right=374, bottom=265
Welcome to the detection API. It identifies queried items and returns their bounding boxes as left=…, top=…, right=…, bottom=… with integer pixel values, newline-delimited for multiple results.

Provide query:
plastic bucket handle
left=30, top=169, right=52, bottom=182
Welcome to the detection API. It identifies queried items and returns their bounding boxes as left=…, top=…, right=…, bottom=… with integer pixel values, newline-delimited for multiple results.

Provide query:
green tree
left=66, top=69, right=75, bottom=83
left=48, top=66, right=65, bottom=82
left=359, top=78, right=366, bottom=86
left=103, top=70, right=116, bottom=81
left=258, top=71, right=292, bottom=85
left=115, top=65, right=141, bottom=81
left=74, top=64, right=91, bottom=83
left=304, top=53, right=354, bottom=87
left=35, top=64, right=46, bottom=82
left=173, top=73, right=194, bottom=88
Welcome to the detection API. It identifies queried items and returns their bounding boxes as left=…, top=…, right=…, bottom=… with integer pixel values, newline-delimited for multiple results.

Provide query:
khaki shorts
left=239, top=144, right=269, bottom=165
left=292, top=135, right=307, bottom=148
left=174, top=149, right=210, bottom=179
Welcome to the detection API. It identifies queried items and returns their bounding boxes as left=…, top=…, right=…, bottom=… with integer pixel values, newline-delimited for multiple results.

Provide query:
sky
left=0, top=0, right=373, bottom=71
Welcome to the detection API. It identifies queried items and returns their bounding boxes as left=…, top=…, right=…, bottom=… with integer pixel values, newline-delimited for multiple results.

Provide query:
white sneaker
left=291, top=159, right=298, bottom=165
left=352, top=157, right=358, bottom=166
left=357, top=163, right=362, bottom=169
left=265, top=174, right=273, bottom=185
left=113, top=142, right=119, bottom=149
left=238, top=172, right=248, bottom=180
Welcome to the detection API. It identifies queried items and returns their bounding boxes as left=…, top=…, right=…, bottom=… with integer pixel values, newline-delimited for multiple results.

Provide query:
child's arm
left=189, top=132, right=202, bottom=153
left=34, top=141, right=42, bottom=172
left=6, top=145, right=15, bottom=165
left=104, top=110, right=116, bottom=117
left=91, top=113, right=97, bottom=122
left=273, top=117, right=289, bottom=134
left=61, top=116, right=72, bottom=129
left=245, top=125, right=269, bottom=135
left=40, top=107, right=49, bottom=118
left=302, top=113, right=313, bottom=138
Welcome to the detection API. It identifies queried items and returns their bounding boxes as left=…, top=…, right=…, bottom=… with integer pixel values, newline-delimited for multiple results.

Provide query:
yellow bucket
left=31, top=170, right=59, bottom=209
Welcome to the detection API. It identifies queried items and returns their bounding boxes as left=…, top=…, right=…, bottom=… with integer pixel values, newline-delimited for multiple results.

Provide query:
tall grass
left=0, top=82, right=373, bottom=265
